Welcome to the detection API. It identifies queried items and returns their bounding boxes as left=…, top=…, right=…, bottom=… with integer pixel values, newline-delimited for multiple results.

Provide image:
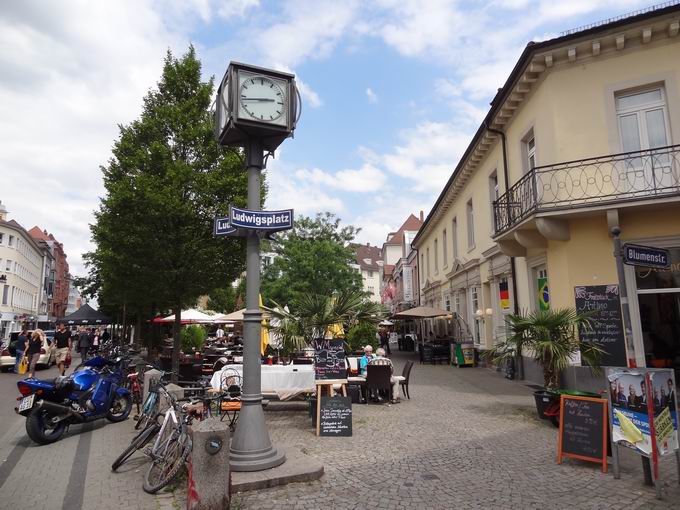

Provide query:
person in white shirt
left=369, top=348, right=400, bottom=404
left=215, top=327, right=225, bottom=339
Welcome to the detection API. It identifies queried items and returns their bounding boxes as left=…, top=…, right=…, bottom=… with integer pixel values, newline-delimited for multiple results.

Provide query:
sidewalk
left=230, top=352, right=680, bottom=510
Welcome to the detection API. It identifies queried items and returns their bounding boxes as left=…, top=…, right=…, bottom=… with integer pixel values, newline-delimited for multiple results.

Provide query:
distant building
left=0, top=201, right=47, bottom=339
left=381, top=213, right=423, bottom=313
left=66, top=276, right=84, bottom=315
left=352, top=243, right=383, bottom=303
left=28, top=226, right=70, bottom=320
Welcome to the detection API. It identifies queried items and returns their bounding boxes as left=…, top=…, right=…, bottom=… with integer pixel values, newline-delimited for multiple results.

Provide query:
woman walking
left=24, top=330, right=44, bottom=379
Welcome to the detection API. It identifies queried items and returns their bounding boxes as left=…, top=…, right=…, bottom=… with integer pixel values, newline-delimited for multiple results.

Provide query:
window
left=454, top=292, right=461, bottom=315
left=445, top=294, right=451, bottom=312
left=489, top=171, right=499, bottom=230
left=0, top=233, right=3, bottom=244
left=8, top=235, right=14, bottom=247
left=1, top=285, right=7, bottom=305
left=426, top=248, right=431, bottom=277
left=5, top=260, right=11, bottom=272
left=466, top=200, right=475, bottom=249
left=526, top=135, right=536, bottom=170
left=442, top=229, right=448, bottom=267
left=616, top=86, right=671, bottom=188
left=421, top=254, right=425, bottom=282
left=434, top=239, right=439, bottom=274
left=452, top=218, right=458, bottom=260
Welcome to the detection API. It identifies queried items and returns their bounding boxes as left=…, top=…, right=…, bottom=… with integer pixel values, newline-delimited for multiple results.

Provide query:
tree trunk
left=121, top=301, right=127, bottom=344
left=172, top=305, right=181, bottom=384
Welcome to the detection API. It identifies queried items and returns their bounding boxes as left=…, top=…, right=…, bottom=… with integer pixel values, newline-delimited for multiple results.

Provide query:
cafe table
left=210, top=363, right=315, bottom=400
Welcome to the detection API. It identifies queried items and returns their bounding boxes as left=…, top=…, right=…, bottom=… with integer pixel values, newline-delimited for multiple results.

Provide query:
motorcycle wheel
left=25, top=408, right=67, bottom=445
left=106, top=394, right=132, bottom=423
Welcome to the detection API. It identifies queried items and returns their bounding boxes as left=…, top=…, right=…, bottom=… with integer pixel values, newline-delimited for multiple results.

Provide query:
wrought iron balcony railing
left=493, top=144, right=680, bottom=235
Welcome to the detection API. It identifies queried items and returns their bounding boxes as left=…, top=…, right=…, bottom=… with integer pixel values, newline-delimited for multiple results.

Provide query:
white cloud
left=217, top=0, right=260, bottom=18
left=366, top=87, right=378, bottom=103
left=295, top=164, right=387, bottom=192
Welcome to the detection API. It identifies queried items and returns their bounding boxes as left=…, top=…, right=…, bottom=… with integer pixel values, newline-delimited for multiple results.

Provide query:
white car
left=0, top=330, right=56, bottom=372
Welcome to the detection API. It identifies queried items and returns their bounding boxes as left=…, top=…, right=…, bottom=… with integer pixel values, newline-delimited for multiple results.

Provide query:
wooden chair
left=365, top=364, right=392, bottom=403
left=218, top=368, right=242, bottom=430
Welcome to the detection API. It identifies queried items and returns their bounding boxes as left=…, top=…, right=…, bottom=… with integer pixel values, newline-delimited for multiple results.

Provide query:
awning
left=392, top=306, right=450, bottom=319
left=154, top=308, right=215, bottom=324
left=62, top=304, right=111, bottom=325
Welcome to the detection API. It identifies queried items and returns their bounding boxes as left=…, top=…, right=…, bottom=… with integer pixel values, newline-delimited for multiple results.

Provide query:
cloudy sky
left=0, top=0, right=653, bottom=276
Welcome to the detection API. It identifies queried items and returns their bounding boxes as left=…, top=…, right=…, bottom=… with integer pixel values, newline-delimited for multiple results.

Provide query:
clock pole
left=229, top=137, right=286, bottom=471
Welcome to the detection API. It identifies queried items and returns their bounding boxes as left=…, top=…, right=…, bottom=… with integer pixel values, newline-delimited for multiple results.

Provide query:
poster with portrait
left=606, top=367, right=679, bottom=457
left=649, top=369, right=679, bottom=456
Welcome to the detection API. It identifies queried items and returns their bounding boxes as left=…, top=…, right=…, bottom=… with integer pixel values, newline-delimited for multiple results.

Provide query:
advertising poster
left=607, top=368, right=679, bottom=457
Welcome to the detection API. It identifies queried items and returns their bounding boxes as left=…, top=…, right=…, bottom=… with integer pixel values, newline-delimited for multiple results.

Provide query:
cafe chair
left=218, top=368, right=242, bottom=430
left=365, top=364, right=392, bottom=403
left=394, top=360, right=414, bottom=399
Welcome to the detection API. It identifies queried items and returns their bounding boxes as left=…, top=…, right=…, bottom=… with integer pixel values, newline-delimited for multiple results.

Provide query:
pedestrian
left=216, top=326, right=225, bottom=339
left=53, top=322, right=72, bottom=376
left=370, top=347, right=400, bottom=404
left=25, top=330, right=44, bottom=379
left=91, top=328, right=100, bottom=354
left=379, top=328, right=391, bottom=355
left=78, top=327, right=91, bottom=361
left=14, top=329, right=28, bottom=373
left=101, top=327, right=110, bottom=343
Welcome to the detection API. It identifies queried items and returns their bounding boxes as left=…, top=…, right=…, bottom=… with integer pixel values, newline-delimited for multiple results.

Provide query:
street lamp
left=214, top=62, right=299, bottom=472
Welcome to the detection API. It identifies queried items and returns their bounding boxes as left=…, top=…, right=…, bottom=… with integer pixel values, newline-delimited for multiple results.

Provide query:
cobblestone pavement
left=0, top=365, right=171, bottom=510
left=233, top=353, right=680, bottom=510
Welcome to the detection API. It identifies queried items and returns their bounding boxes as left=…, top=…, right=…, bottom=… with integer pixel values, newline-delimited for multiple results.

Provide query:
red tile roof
left=383, top=214, right=423, bottom=246
left=354, top=244, right=382, bottom=271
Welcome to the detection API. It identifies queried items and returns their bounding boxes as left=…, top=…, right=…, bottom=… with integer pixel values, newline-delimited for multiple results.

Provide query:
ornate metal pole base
left=230, top=138, right=285, bottom=472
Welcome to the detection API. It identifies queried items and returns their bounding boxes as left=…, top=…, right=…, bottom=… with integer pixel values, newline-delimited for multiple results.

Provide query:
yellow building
left=413, top=5, right=680, bottom=383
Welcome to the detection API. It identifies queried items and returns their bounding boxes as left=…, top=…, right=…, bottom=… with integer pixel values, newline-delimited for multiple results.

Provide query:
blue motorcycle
left=15, top=355, right=132, bottom=444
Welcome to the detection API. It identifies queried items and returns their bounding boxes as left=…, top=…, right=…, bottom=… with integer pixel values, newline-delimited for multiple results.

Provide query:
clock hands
left=241, top=97, right=275, bottom=102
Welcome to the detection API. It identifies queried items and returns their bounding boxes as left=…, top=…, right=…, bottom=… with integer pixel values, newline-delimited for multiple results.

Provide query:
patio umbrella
left=327, top=322, right=345, bottom=338
left=156, top=308, right=214, bottom=324
left=379, top=320, right=394, bottom=326
left=392, top=306, right=450, bottom=319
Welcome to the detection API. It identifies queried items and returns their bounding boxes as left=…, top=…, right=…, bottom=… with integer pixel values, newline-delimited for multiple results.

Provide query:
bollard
left=188, top=418, right=231, bottom=510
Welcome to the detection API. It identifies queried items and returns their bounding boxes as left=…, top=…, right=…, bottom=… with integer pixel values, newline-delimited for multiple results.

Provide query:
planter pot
left=533, top=390, right=558, bottom=420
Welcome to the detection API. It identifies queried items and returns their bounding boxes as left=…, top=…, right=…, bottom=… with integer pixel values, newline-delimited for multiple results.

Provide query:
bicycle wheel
left=143, top=432, right=192, bottom=494
left=111, top=421, right=160, bottom=471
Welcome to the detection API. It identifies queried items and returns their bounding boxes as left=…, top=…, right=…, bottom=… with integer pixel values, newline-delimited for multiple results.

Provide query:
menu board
left=574, top=285, right=627, bottom=367
left=319, top=396, right=352, bottom=437
left=557, top=395, right=608, bottom=472
left=313, top=339, right=346, bottom=380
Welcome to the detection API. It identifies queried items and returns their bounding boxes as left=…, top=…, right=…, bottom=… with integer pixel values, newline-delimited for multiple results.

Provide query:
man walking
left=53, top=322, right=71, bottom=375
left=78, top=327, right=91, bottom=361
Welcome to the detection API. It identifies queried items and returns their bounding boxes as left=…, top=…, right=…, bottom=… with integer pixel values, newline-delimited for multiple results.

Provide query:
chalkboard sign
left=319, top=396, right=352, bottom=437
left=314, top=339, right=346, bottom=380
left=557, top=395, right=608, bottom=472
left=574, top=285, right=627, bottom=366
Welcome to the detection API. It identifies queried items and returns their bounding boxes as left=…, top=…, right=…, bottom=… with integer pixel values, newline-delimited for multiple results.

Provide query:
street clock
left=214, top=62, right=299, bottom=151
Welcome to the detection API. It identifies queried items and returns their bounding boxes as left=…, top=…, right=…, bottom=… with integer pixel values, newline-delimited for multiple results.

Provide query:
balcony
left=493, top=144, right=680, bottom=236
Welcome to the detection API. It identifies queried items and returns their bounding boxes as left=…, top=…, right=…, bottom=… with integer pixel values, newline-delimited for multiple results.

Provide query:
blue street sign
left=214, top=216, right=237, bottom=236
left=622, top=243, right=670, bottom=269
left=229, top=206, right=294, bottom=231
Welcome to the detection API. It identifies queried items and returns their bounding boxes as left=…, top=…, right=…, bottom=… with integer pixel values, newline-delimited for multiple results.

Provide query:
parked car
left=0, top=330, right=56, bottom=372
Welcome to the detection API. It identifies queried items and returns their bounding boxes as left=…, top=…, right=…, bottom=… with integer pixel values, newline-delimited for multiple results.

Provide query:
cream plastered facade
left=414, top=9, right=680, bottom=361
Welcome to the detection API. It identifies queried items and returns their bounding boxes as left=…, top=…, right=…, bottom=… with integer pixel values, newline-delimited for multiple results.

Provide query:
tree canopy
left=83, top=46, right=249, bottom=380
left=261, top=212, right=363, bottom=306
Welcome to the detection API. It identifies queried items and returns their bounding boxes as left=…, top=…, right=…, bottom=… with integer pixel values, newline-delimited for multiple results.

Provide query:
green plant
left=346, top=322, right=378, bottom=352
left=181, top=325, right=206, bottom=352
left=483, top=308, right=605, bottom=390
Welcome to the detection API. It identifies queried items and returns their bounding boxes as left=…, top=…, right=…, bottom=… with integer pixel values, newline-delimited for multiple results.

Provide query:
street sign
left=622, top=243, right=670, bottom=269
left=213, top=216, right=237, bottom=236
left=229, top=206, right=294, bottom=232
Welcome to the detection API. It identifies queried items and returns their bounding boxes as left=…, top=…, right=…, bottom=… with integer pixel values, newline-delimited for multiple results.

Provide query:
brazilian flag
left=538, top=277, right=550, bottom=310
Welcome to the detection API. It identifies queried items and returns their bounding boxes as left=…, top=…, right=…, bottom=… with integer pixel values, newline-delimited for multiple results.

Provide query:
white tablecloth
left=210, top=364, right=316, bottom=400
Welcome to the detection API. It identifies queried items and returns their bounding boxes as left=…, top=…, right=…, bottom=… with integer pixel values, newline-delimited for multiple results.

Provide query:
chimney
left=366, top=242, right=370, bottom=247
left=419, top=210, right=424, bottom=221
left=0, top=200, right=7, bottom=221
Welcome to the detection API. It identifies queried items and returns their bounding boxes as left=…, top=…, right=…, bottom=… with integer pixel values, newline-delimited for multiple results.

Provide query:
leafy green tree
left=207, top=285, right=237, bottom=313
left=85, top=47, right=249, bottom=381
left=346, top=322, right=378, bottom=353
left=261, top=212, right=363, bottom=306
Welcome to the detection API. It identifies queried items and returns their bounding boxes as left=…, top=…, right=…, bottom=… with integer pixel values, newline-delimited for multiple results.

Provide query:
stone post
left=188, top=419, right=231, bottom=510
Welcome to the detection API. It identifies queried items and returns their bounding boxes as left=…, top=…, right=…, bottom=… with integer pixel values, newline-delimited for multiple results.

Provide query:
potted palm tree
left=484, top=308, right=605, bottom=421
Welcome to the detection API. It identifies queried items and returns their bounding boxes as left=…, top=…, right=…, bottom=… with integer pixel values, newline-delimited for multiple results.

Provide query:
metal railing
left=493, top=144, right=680, bottom=235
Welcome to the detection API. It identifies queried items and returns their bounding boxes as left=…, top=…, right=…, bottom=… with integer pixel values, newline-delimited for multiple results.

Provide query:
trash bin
left=454, top=343, right=475, bottom=367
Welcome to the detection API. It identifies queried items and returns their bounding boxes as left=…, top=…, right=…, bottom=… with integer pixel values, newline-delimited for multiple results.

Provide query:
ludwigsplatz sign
left=230, top=206, right=293, bottom=231
left=623, top=243, right=670, bottom=269
left=214, top=216, right=238, bottom=236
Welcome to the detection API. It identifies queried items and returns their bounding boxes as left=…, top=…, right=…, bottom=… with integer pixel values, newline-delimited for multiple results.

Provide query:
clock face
left=238, top=73, right=287, bottom=125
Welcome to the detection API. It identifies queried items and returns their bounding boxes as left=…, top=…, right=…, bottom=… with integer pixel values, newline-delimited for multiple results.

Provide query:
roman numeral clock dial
left=239, top=75, right=286, bottom=123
